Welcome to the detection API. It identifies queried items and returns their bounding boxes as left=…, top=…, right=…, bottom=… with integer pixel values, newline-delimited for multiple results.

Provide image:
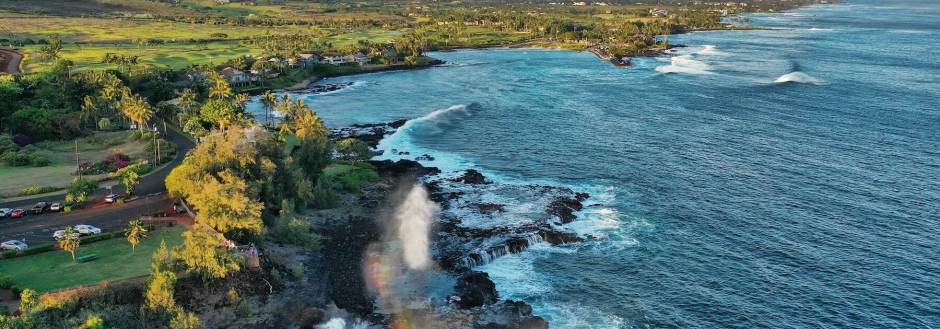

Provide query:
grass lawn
left=0, top=17, right=320, bottom=43
left=0, top=131, right=151, bottom=197
left=323, top=162, right=378, bottom=192
left=0, top=226, right=185, bottom=293
left=22, top=41, right=265, bottom=73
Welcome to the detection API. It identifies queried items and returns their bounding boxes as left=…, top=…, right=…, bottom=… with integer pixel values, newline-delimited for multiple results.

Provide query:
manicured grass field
left=0, top=17, right=320, bottom=43
left=0, top=226, right=185, bottom=293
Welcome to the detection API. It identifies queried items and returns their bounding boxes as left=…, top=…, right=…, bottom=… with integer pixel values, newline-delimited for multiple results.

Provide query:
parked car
left=9, top=209, right=26, bottom=218
left=0, top=240, right=28, bottom=251
left=53, top=229, right=80, bottom=241
left=49, top=203, right=63, bottom=212
left=0, top=208, right=12, bottom=217
left=30, top=202, right=49, bottom=214
left=75, top=224, right=102, bottom=235
left=105, top=194, right=122, bottom=203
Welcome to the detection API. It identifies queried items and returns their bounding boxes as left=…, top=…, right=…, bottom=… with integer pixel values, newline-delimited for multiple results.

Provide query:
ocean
left=249, top=1, right=940, bottom=327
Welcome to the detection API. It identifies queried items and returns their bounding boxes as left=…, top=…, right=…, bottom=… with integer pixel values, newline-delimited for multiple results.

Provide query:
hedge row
left=0, top=230, right=128, bottom=260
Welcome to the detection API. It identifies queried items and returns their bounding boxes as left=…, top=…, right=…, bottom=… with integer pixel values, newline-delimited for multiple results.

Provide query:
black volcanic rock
left=540, top=230, right=584, bottom=245
left=454, top=169, right=488, bottom=184
left=369, top=159, right=440, bottom=176
left=468, top=203, right=506, bottom=214
left=546, top=196, right=584, bottom=223
left=455, top=271, right=499, bottom=308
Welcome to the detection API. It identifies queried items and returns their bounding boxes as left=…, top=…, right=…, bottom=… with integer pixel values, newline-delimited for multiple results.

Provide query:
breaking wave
left=377, top=103, right=481, bottom=171
left=774, top=71, right=827, bottom=85
left=655, top=55, right=711, bottom=74
left=698, top=45, right=726, bottom=56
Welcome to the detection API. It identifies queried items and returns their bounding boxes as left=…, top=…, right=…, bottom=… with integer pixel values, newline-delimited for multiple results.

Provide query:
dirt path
left=0, top=47, right=22, bottom=76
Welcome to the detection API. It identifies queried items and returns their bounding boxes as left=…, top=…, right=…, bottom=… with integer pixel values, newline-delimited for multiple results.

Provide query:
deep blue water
left=251, top=1, right=940, bottom=327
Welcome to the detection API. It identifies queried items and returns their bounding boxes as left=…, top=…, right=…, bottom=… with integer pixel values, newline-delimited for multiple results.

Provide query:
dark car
left=30, top=202, right=49, bottom=214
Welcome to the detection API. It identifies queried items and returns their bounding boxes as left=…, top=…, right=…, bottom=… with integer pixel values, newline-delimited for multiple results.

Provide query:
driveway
left=0, top=47, right=22, bottom=76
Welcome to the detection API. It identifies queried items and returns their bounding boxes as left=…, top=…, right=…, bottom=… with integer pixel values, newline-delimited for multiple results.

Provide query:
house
left=298, top=53, right=319, bottom=67
left=340, top=53, right=367, bottom=65
left=220, top=67, right=254, bottom=85
left=321, top=53, right=349, bottom=65
left=650, top=7, right=670, bottom=17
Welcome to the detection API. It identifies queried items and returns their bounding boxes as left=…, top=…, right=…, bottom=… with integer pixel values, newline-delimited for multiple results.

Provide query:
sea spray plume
left=396, top=185, right=440, bottom=270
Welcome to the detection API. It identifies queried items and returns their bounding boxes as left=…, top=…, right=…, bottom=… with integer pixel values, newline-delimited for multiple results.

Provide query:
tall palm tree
left=206, top=71, right=232, bottom=100
left=120, top=91, right=154, bottom=131
left=262, top=90, right=277, bottom=126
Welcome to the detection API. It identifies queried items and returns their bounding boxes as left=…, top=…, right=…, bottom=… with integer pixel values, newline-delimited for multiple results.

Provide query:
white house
left=220, top=67, right=254, bottom=85
left=321, top=53, right=349, bottom=65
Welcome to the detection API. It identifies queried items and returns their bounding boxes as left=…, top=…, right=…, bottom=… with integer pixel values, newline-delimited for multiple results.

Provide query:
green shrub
left=312, top=176, right=339, bottom=209
left=28, top=153, right=51, bottom=167
left=272, top=217, right=322, bottom=250
left=19, top=186, right=57, bottom=196
left=21, top=243, right=56, bottom=257
left=2, top=150, right=31, bottom=166
left=289, top=263, right=305, bottom=281
left=97, top=118, right=112, bottom=131
left=0, top=275, right=13, bottom=289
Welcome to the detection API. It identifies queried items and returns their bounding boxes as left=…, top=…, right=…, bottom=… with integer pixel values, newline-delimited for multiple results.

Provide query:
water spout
left=396, top=185, right=440, bottom=270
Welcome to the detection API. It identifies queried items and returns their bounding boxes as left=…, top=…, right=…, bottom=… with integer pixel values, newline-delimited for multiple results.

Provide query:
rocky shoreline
left=310, top=119, right=597, bottom=328
left=587, top=43, right=688, bottom=67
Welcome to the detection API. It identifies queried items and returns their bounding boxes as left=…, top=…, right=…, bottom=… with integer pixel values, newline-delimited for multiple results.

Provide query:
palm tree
left=262, top=90, right=277, bottom=126
left=59, top=226, right=80, bottom=262
left=206, top=71, right=232, bottom=100
left=120, top=92, right=154, bottom=131
left=80, top=95, right=98, bottom=130
left=126, top=220, right=148, bottom=254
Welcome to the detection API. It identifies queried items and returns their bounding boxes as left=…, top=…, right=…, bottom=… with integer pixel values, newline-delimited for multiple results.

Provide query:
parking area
left=0, top=194, right=173, bottom=245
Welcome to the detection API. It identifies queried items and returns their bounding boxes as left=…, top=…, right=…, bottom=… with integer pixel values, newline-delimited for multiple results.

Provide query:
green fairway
left=0, top=226, right=185, bottom=293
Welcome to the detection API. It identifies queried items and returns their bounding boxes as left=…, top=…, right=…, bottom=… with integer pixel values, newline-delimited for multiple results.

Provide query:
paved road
left=0, top=127, right=194, bottom=245
left=0, top=47, right=22, bottom=76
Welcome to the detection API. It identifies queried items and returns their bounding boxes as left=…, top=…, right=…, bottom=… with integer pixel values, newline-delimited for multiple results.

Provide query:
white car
left=53, top=230, right=80, bottom=241
left=1, top=240, right=28, bottom=251
left=75, top=225, right=102, bottom=235
left=0, top=208, right=12, bottom=217
left=49, top=203, right=63, bottom=212
left=104, top=194, right=121, bottom=203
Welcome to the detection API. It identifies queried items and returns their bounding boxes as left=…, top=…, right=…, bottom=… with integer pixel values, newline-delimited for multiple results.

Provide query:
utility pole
left=156, top=139, right=161, bottom=165
left=75, top=140, right=81, bottom=179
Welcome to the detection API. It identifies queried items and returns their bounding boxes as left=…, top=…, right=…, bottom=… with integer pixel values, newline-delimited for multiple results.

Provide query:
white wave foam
left=698, top=45, right=726, bottom=56
left=376, top=104, right=477, bottom=171
left=774, top=71, right=827, bottom=85
left=655, top=55, right=711, bottom=74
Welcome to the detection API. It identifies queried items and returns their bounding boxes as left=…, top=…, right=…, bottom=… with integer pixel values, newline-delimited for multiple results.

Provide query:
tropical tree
left=119, top=91, right=154, bottom=131
left=174, top=227, right=240, bottom=280
left=336, top=138, right=372, bottom=162
left=113, top=163, right=143, bottom=195
left=59, top=226, right=80, bottom=261
left=40, top=35, right=63, bottom=61
left=145, top=269, right=177, bottom=313
left=261, top=90, right=277, bottom=125
left=126, top=220, right=148, bottom=253
left=80, top=95, right=98, bottom=129
left=18, top=289, right=39, bottom=314
left=205, top=71, right=232, bottom=100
